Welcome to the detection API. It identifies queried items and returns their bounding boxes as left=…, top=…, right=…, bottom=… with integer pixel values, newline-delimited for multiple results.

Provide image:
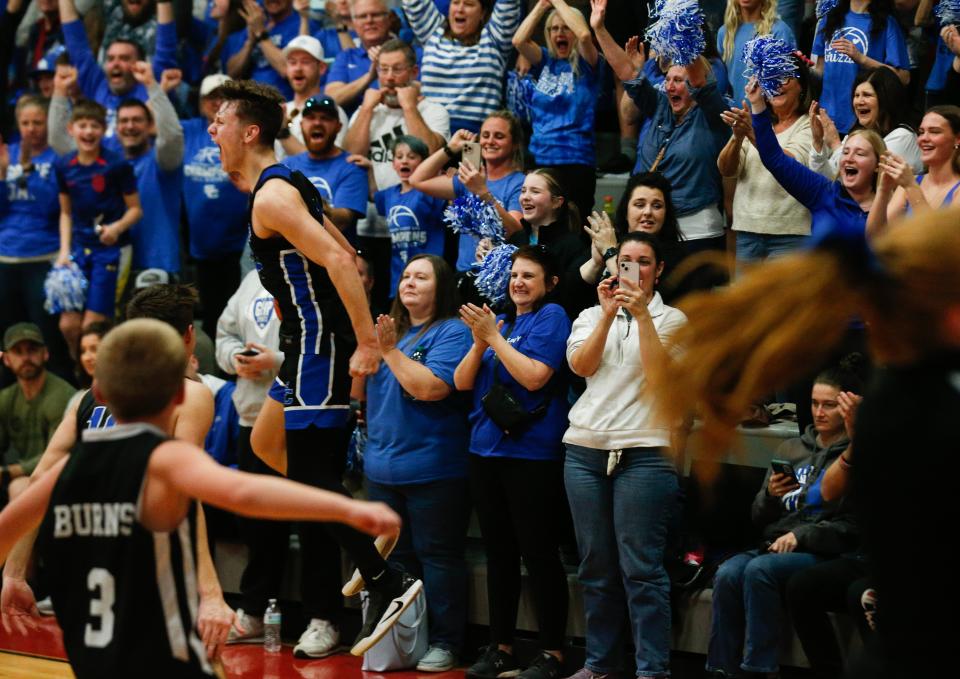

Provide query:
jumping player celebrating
left=206, top=79, right=421, bottom=655
left=0, top=319, right=401, bottom=678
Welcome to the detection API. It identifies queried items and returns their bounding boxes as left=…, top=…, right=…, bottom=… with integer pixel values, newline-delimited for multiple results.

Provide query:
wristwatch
left=602, top=247, right=618, bottom=262
left=255, top=30, right=270, bottom=43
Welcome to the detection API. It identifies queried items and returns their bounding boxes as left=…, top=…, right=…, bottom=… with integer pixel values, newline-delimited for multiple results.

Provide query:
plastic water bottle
left=263, top=598, right=282, bottom=653
left=602, top=195, right=615, bottom=220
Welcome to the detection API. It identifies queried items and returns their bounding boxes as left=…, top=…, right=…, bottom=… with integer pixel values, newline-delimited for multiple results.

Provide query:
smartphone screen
left=238, top=348, right=261, bottom=357
left=619, top=260, right=640, bottom=287
left=770, top=459, right=798, bottom=482
left=461, top=141, right=481, bottom=169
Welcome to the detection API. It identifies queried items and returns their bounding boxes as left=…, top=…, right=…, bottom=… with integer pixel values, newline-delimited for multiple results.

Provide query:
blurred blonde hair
left=543, top=8, right=584, bottom=78
left=840, top=128, right=887, bottom=187
left=655, top=207, right=960, bottom=457
left=722, top=0, right=781, bottom=63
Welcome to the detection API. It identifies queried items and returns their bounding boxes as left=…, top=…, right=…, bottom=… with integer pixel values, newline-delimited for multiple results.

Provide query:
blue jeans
left=736, top=231, right=809, bottom=266
left=564, top=445, right=679, bottom=677
left=366, top=477, right=471, bottom=651
left=707, top=549, right=825, bottom=674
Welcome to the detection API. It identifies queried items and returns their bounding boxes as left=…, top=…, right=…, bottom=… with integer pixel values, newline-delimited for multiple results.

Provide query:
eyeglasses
left=376, top=64, right=410, bottom=75
left=354, top=11, right=389, bottom=21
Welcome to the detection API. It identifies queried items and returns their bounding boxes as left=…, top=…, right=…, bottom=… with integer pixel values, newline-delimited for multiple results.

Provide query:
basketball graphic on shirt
left=387, top=205, right=428, bottom=259
left=91, top=174, right=106, bottom=193
left=826, top=27, right=869, bottom=64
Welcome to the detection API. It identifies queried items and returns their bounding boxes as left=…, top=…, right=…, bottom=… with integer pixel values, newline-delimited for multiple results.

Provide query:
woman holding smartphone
left=704, top=361, right=863, bottom=677
left=562, top=232, right=684, bottom=679
left=454, top=245, right=571, bottom=679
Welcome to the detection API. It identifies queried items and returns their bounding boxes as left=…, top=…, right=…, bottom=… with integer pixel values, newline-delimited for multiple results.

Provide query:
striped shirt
left=403, top=0, right=521, bottom=125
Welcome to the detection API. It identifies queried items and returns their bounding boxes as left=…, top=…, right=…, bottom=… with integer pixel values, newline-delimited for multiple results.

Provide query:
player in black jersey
left=207, top=80, right=421, bottom=655
left=0, top=319, right=400, bottom=679
left=1, top=286, right=235, bottom=658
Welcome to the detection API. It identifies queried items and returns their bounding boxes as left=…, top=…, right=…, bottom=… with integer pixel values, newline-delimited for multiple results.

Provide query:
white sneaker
left=293, top=618, right=340, bottom=658
left=226, top=611, right=265, bottom=644
left=36, top=596, right=55, bottom=617
left=417, top=645, right=457, bottom=672
left=341, top=533, right=400, bottom=597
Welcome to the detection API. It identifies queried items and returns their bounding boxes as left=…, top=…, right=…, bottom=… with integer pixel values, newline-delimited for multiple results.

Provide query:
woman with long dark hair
left=454, top=245, right=571, bottom=679
left=365, top=254, right=473, bottom=672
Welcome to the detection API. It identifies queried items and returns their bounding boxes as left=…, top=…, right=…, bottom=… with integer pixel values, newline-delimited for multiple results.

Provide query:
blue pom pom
left=742, top=35, right=799, bottom=98
left=644, top=0, right=705, bottom=66
left=443, top=194, right=505, bottom=244
left=506, top=71, right=536, bottom=125
left=474, top=244, right=518, bottom=307
left=815, top=0, right=839, bottom=18
left=44, top=262, right=88, bottom=314
left=936, top=0, right=960, bottom=26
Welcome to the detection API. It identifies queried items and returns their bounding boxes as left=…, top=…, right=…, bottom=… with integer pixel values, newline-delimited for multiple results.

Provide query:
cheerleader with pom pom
left=718, top=40, right=814, bottom=268
left=454, top=244, right=572, bottom=679
left=811, top=0, right=909, bottom=135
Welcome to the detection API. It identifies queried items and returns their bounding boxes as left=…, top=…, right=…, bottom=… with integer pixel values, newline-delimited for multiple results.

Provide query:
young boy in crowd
left=54, top=99, right=142, bottom=355
left=0, top=319, right=400, bottom=679
left=366, top=135, right=446, bottom=294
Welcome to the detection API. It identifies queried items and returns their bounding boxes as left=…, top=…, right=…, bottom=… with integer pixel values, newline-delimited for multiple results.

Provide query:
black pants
left=236, top=425, right=342, bottom=621
left=468, top=455, right=569, bottom=650
left=786, top=557, right=873, bottom=679
left=286, top=425, right=392, bottom=589
left=357, top=236, right=391, bottom=314
left=535, top=163, right=597, bottom=220
left=195, top=253, right=242, bottom=335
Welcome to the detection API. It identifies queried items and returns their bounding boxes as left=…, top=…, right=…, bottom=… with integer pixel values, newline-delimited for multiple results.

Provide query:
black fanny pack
left=480, top=321, right=551, bottom=436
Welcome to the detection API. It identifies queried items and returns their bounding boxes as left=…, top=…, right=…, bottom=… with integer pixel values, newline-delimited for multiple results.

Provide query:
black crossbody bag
left=480, top=321, right=551, bottom=436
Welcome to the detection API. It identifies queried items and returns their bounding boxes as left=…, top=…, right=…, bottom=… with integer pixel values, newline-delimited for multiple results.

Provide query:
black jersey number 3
left=85, top=567, right=116, bottom=648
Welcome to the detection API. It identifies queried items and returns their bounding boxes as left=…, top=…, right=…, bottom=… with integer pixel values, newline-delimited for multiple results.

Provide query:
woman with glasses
left=403, top=0, right=522, bottom=133
left=0, top=94, right=70, bottom=376
left=562, top=232, right=684, bottom=679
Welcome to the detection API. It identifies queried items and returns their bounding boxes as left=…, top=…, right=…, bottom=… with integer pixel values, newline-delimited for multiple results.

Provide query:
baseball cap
left=200, top=73, right=231, bottom=98
left=282, top=35, right=324, bottom=62
left=3, top=323, right=45, bottom=350
left=135, top=269, right=171, bottom=290
left=302, top=95, right=339, bottom=117
left=32, top=44, right=66, bottom=76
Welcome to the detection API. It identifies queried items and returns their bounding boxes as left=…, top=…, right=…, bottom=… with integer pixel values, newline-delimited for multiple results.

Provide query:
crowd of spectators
left=2, top=0, right=960, bottom=678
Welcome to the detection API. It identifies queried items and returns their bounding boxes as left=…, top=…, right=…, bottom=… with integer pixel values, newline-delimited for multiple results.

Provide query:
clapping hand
left=721, top=100, right=755, bottom=143
left=583, top=211, right=618, bottom=262
left=460, top=303, right=502, bottom=347
left=878, top=151, right=915, bottom=189
left=838, top=391, right=862, bottom=443
left=375, top=314, right=398, bottom=352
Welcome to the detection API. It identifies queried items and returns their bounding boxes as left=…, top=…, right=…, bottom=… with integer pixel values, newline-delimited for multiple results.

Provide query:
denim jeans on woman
left=707, top=549, right=825, bottom=675
left=564, top=444, right=679, bottom=677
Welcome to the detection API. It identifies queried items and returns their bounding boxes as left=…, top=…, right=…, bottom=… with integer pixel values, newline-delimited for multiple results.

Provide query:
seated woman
left=810, top=67, right=921, bottom=179
left=365, top=254, right=473, bottom=673
left=454, top=245, right=571, bottom=679
left=563, top=232, right=685, bottom=679
left=512, top=0, right=600, bottom=216
left=868, top=105, right=960, bottom=234
left=409, top=111, right=525, bottom=272
left=706, top=362, right=862, bottom=678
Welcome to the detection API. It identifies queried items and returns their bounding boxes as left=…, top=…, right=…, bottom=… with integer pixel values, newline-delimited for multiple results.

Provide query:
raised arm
left=59, top=0, right=105, bottom=100
left=402, top=0, right=445, bottom=44
left=589, top=0, right=638, bottom=81
left=409, top=131, right=469, bottom=200
left=341, top=89, right=380, bottom=156
left=153, top=0, right=179, bottom=74
left=483, top=0, right=523, bottom=53
left=132, top=62, right=184, bottom=171
left=254, top=182, right=379, bottom=375
left=512, top=0, right=549, bottom=66
left=48, top=67, right=77, bottom=155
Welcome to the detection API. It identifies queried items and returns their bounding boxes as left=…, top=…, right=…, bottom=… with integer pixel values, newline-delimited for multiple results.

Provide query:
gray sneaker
left=563, top=669, right=620, bottom=679
left=226, top=611, right=265, bottom=644
left=417, top=645, right=457, bottom=672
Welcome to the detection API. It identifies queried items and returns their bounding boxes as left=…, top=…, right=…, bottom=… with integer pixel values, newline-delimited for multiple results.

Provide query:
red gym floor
left=0, top=615, right=466, bottom=678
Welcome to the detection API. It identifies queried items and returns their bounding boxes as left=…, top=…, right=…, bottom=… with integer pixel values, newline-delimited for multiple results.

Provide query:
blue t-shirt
left=927, top=35, right=955, bottom=93
left=127, top=149, right=183, bottom=272
left=222, top=11, right=302, bottom=99
left=452, top=171, right=523, bottom=271
left=313, top=26, right=356, bottom=61
left=528, top=48, right=601, bottom=167
left=365, top=318, right=472, bottom=485
left=468, top=303, right=571, bottom=461
left=374, top=184, right=447, bottom=292
left=181, top=118, right=248, bottom=259
left=0, top=145, right=60, bottom=258
left=717, top=20, right=796, bottom=102
left=812, top=11, right=909, bottom=134
left=55, top=149, right=137, bottom=248
left=284, top=150, right=368, bottom=243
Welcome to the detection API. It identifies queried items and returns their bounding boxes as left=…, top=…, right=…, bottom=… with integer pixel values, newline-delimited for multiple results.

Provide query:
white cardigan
left=810, top=126, right=923, bottom=179
left=563, top=293, right=687, bottom=451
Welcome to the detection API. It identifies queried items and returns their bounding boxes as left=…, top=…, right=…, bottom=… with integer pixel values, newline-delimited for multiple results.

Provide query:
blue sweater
left=625, top=73, right=730, bottom=216
left=751, top=109, right=868, bottom=244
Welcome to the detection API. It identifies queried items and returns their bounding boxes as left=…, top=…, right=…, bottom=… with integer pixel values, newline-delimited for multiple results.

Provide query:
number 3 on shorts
left=84, top=567, right=116, bottom=648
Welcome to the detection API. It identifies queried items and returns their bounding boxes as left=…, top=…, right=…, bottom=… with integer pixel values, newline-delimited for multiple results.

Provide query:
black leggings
left=468, top=455, right=569, bottom=650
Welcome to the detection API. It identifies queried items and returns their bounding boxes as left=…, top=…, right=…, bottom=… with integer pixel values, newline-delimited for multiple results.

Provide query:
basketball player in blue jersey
left=207, top=79, right=422, bottom=656
left=0, top=319, right=401, bottom=679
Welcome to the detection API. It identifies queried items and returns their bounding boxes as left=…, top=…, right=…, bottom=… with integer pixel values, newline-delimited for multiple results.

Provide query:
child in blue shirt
left=54, top=99, right=141, bottom=353
left=370, top=136, right=446, bottom=294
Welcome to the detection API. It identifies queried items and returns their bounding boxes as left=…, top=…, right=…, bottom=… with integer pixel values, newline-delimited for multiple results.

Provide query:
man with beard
left=0, top=324, right=75, bottom=505
left=224, top=0, right=301, bottom=99
left=49, top=59, right=184, bottom=288
left=274, top=34, right=348, bottom=159
left=57, top=0, right=176, bottom=141
left=285, top=95, right=368, bottom=241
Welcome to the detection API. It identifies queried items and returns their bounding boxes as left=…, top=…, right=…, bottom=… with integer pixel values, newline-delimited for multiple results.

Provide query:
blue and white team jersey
left=374, top=184, right=446, bottom=291
left=248, top=165, right=355, bottom=429
left=0, top=145, right=60, bottom=259
left=182, top=119, right=248, bottom=259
